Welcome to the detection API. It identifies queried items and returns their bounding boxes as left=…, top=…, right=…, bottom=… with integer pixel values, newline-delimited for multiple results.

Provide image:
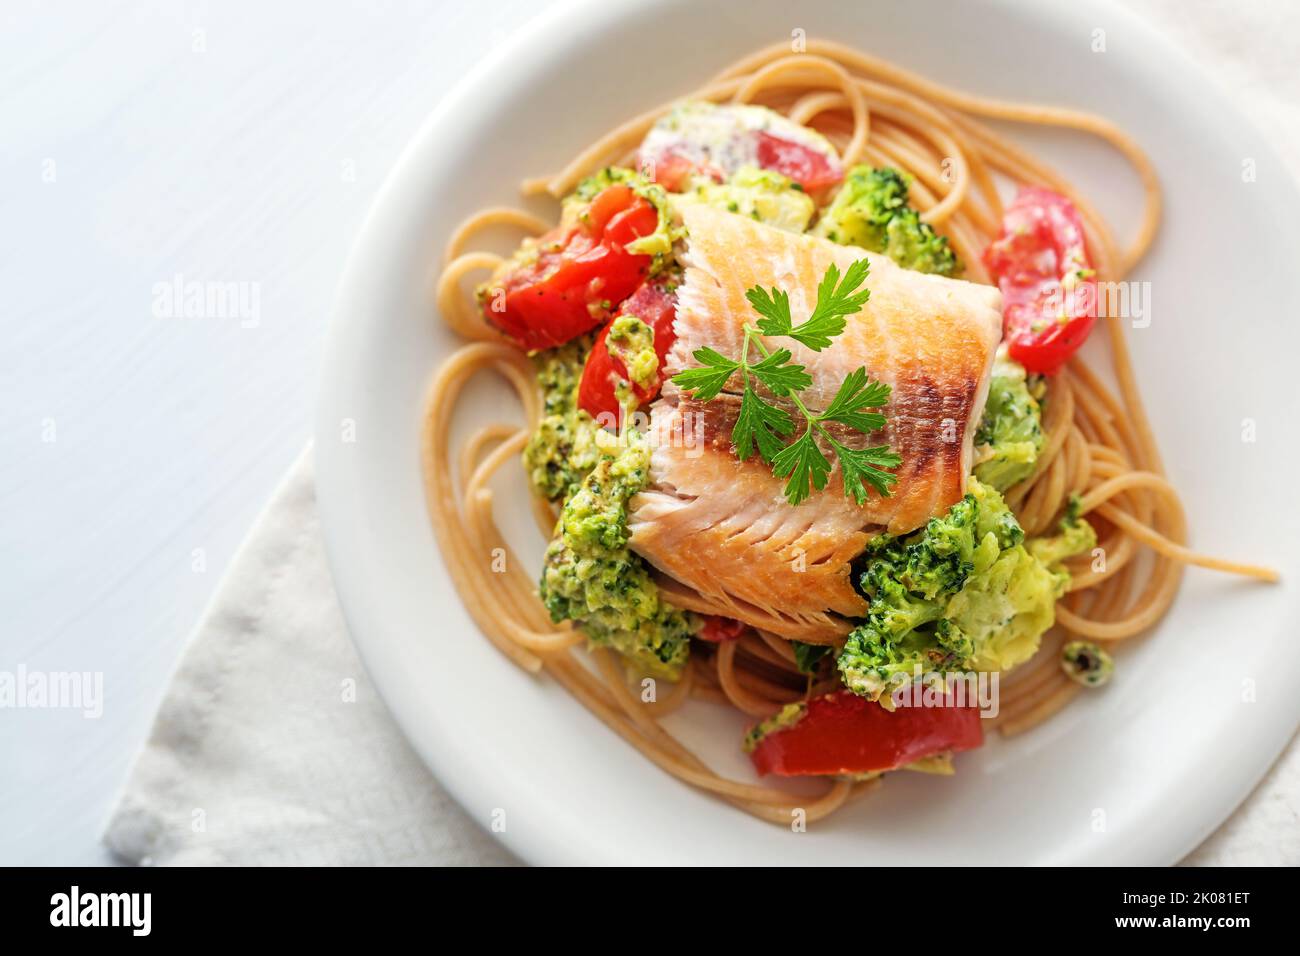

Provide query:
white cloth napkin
left=104, top=448, right=517, bottom=866
left=106, top=0, right=1300, bottom=865
left=103, top=446, right=1298, bottom=866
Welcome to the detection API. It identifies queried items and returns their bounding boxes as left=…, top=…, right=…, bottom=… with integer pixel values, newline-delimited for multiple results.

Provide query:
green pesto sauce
left=606, top=314, right=659, bottom=393
left=538, top=430, right=695, bottom=680
left=1060, top=640, right=1114, bottom=687
left=671, top=165, right=816, bottom=233
left=741, top=701, right=807, bottom=753
left=522, top=337, right=601, bottom=502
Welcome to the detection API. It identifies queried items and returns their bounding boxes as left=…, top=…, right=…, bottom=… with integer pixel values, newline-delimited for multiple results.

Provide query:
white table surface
left=2, top=0, right=1297, bottom=867
left=0, top=0, right=544, bottom=866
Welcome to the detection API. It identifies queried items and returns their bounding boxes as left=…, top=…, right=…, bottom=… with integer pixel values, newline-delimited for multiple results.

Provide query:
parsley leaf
left=671, top=347, right=738, bottom=401
left=733, top=388, right=794, bottom=463
left=771, top=430, right=833, bottom=505
left=792, top=640, right=832, bottom=674
left=669, top=260, right=898, bottom=507
left=828, top=438, right=901, bottom=505
left=787, top=259, right=872, bottom=351
left=749, top=348, right=811, bottom=397
left=745, top=286, right=793, bottom=337
left=818, top=366, right=891, bottom=433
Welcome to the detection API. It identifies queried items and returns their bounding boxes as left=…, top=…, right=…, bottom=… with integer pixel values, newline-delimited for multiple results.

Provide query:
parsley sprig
left=671, top=260, right=901, bottom=506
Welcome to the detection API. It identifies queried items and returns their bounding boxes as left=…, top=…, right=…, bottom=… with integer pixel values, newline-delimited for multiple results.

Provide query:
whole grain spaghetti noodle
left=421, top=41, right=1277, bottom=822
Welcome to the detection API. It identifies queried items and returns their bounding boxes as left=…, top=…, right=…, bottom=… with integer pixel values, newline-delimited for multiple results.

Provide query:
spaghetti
left=421, top=41, right=1277, bottom=822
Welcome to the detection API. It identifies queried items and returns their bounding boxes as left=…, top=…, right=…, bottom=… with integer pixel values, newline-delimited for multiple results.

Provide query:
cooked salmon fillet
left=628, top=206, right=1002, bottom=640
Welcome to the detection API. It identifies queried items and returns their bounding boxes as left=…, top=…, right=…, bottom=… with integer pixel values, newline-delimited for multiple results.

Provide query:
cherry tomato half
left=577, top=280, right=678, bottom=424
left=983, top=186, right=1098, bottom=375
left=484, top=186, right=658, bottom=351
left=754, top=131, right=844, bottom=192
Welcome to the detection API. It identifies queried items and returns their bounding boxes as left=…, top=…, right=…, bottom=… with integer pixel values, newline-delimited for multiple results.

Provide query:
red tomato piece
left=601, top=196, right=659, bottom=248
left=697, top=616, right=749, bottom=643
left=584, top=183, right=635, bottom=233
left=754, top=131, right=844, bottom=192
left=645, top=149, right=725, bottom=192
left=577, top=280, right=677, bottom=424
left=485, top=187, right=658, bottom=351
left=982, top=186, right=1097, bottom=375
left=747, top=689, right=983, bottom=777
left=638, top=107, right=841, bottom=194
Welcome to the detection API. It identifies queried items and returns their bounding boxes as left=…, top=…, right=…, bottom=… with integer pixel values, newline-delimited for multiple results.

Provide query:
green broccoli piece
left=974, top=355, right=1046, bottom=491
left=945, top=543, right=1066, bottom=672
left=813, top=166, right=960, bottom=276
left=840, top=480, right=1004, bottom=696
left=864, top=571, right=947, bottom=637
left=838, top=623, right=963, bottom=701
left=901, top=485, right=1022, bottom=599
left=838, top=478, right=1060, bottom=698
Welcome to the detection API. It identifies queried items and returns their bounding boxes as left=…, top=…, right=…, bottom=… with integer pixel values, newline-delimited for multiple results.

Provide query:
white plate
left=316, top=0, right=1300, bottom=864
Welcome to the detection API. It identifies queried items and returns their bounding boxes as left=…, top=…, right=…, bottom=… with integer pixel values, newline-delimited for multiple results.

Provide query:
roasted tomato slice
left=638, top=102, right=843, bottom=194
left=649, top=149, right=726, bottom=192
left=747, top=689, right=983, bottom=777
left=754, top=131, right=843, bottom=192
left=484, top=185, right=658, bottom=351
left=577, top=280, right=677, bottom=424
left=983, top=186, right=1097, bottom=375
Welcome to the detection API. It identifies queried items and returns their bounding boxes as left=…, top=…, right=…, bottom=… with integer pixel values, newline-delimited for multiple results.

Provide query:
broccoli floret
left=868, top=574, right=947, bottom=637
left=813, top=166, right=960, bottom=276
left=974, top=354, right=1046, bottom=491
left=840, top=479, right=1005, bottom=697
left=868, top=478, right=1022, bottom=599
left=838, top=478, right=1060, bottom=698
left=1061, top=640, right=1114, bottom=687
left=839, top=620, right=962, bottom=701
left=944, top=543, right=1066, bottom=672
